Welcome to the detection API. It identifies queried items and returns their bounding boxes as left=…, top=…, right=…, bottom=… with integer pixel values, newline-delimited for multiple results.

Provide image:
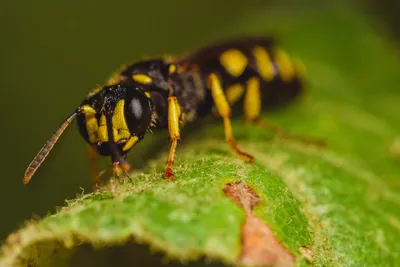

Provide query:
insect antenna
left=23, top=111, right=78, bottom=184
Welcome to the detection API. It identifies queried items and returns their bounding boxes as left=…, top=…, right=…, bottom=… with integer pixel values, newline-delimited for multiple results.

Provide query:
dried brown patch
left=224, top=181, right=294, bottom=267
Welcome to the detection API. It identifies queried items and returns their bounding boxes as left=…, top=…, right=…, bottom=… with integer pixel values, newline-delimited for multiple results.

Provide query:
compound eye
left=124, top=88, right=151, bottom=138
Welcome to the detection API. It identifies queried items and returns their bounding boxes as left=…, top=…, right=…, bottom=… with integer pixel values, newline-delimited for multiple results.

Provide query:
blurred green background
left=0, top=0, right=398, bottom=241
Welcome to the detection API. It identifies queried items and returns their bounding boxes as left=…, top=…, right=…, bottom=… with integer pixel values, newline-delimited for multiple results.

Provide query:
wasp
left=23, top=37, right=324, bottom=189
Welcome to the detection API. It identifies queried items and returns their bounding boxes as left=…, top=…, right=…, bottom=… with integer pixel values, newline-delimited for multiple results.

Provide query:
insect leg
left=243, top=77, right=327, bottom=147
left=208, top=73, right=254, bottom=163
left=87, top=145, right=102, bottom=190
left=104, top=112, right=131, bottom=181
left=165, top=96, right=181, bottom=180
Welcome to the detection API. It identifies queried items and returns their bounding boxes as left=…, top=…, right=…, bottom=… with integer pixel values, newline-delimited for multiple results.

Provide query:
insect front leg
left=104, top=112, right=131, bottom=182
left=208, top=73, right=254, bottom=163
left=243, top=77, right=327, bottom=147
left=165, top=96, right=181, bottom=180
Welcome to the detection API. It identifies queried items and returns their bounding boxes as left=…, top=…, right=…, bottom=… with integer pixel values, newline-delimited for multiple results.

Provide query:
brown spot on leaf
left=223, top=181, right=260, bottom=212
left=224, top=181, right=294, bottom=267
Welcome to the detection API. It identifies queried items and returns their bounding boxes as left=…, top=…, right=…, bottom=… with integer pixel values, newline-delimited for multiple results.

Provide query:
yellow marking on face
left=252, top=46, right=274, bottom=81
left=169, top=64, right=177, bottom=74
left=81, top=105, right=98, bottom=143
left=168, top=97, right=181, bottom=139
left=244, top=77, right=261, bottom=122
left=123, top=136, right=139, bottom=151
left=145, top=92, right=151, bottom=98
left=81, top=105, right=97, bottom=114
left=225, top=84, right=245, bottom=104
left=112, top=100, right=131, bottom=142
left=132, top=74, right=152, bottom=84
left=97, top=107, right=131, bottom=144
left=98, top=114, right=108, bottom=143
left=84, top=108, right=99, bottom=144
left=274, top=49, right=295, bottom=82
left=219, top=49, right=248, bottom=77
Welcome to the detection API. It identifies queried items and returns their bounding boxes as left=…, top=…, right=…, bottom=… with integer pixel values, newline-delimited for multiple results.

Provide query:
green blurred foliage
left=0, top=0, right=399, bottom=245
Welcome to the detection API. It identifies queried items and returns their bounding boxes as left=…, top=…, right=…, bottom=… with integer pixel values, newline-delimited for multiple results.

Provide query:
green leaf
left=2, top=4, right=400, bottom=267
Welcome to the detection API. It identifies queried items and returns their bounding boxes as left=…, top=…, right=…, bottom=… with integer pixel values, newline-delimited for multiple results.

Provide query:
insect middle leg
left=165, top=96, right=181, bottom=180
left=244, top=77, right=326, bottom=147
left=208, top=73, right=254, bottom=163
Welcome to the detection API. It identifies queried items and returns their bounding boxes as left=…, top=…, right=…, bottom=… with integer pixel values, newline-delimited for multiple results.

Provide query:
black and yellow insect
left=23, top=37, right=322, bottom=188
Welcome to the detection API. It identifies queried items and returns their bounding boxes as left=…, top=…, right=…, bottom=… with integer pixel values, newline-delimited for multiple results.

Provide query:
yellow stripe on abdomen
left=225, top=84, right=245, bottom=104
left=219, top=49, right=248, bottom=77
left=274, top=49, right=295, bottom=82
left=252, top=46, right=274, bottom=82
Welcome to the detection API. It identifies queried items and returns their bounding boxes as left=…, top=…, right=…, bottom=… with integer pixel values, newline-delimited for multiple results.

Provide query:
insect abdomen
left=180, top=37, right=305, bottom=110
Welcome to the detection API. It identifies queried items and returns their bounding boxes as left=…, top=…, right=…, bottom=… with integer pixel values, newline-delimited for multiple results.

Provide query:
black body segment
left=174, top=37, right=304, bottom=110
